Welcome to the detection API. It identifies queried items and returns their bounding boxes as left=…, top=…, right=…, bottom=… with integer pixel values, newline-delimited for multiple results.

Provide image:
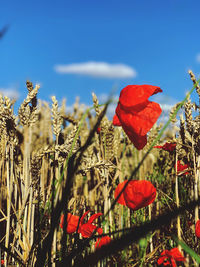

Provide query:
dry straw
left=1, top=76, right=200, bottom=266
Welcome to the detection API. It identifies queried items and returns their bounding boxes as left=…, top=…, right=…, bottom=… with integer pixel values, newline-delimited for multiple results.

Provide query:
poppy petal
left=175, top=161, right=189, bottom=175
left=119, top=85, right=162, bottom=108
left=88, top=213, right=103, bottom=224
left=169, top=248, right=185, bottom=262
left=123, top=180, right=156, bottom=210
left=195, top=220, right=200, bottom=238
left=116, top=101, right=162, bottom=136
left=157, top=248, right=185, bottom=266
left=97, top=227, right=103, bottom=235
left=154, top=142, right=176, bottom=152
left=120, top=125, right=147, bottom=150
left=80, top=223, right=97, bottom=238
left=113, top=114, right=121, bottom=126
left=80, top=210, right=90, bottom=224
left=60, top=213, right=81, bottom=233
left=95, top=236, right=111, bottom=249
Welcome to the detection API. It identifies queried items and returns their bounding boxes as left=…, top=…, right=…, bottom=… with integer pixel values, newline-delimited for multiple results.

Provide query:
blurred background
left=1, top=0, right=200, bottom=119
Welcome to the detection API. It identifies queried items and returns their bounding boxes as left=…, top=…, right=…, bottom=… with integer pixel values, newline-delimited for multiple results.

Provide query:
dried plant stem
left=197, top=157, right=200, bottom=203
left=53, top=146, right=59, bottom=266
left=22, top=126, right=32, bottom=259
left=175, top=153, right=181, bottom=250
left=192, top=138, right=199, bottom=223
left=11, top=203, right=31, bottom=254
left=148, top=204, right=153, bottom=253
left=5, top=144, right=11, bottom=265
left=103, top=169, right=109, bottom=233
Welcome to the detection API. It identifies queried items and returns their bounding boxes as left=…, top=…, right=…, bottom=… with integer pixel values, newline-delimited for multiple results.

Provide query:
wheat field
left=0, top=71, right=200, bottom=266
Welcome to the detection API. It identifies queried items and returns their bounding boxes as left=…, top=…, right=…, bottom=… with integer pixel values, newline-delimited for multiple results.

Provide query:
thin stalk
left=5, top=144, right=11, bottom=266
left=175, top=152, right=181, bottom=250
left=148, top=204, right=153, bottom=253
left=192, top=136, right=199, bottom=223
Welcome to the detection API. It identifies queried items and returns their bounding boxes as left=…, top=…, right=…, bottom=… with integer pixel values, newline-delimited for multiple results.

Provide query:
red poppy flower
left=154, top=142, right=176, bottom=152
left=195, top=220, right=200, bottom=238
left=78, top=211, right=103, bottom=238
left=175, top=161, right=189, bottom=176
left=96, top=127, right=101, bottom=134
left=113, top=85, right=162, bottom=150
left=60, top=213, right=81, bottom=233
left=114, top=180, right=156, bottom=210
left=95, top=235, right=111, bottom=249
left=157, top=247, right=185, bottom=266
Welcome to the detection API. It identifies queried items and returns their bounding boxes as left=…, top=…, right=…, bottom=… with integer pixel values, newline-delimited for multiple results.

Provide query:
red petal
left=97, top=127, right=101, bottom=134
left=113, top=114, right=121, bottom=126
left=154, top=145, right=163, bottom=149
left=119, top=85, right=162, bottom=108
left=95, top=236, right=111, bottom=249
left=88, top=213, right=103, bottom=224
left=157, top=250, right=171, bottom=266
left=60, top=213, right=81, bottom=233
left=123, top=180, right=156, bottom=210
left=80, top=210, right=90, bottom=224
left=157, top=255, right=170, bottom=265
left=114, top=180, right=128, bottom=205
left=171, top=258, right=177, bottom=267
left=116, top=101, right=162, bottom=136
left=169, top=248, right=185, bottom=262
left=80, top=223, right=97, bottom=238
left=154, top=143, right=176, bottom=152
left=175, top=161, right=189, bottom=175
left=121, top=125, right=147, bottom=150
left=195, top=220, right=200, bottom=238
left=97, top=227, right=103, bottom=234
left=162, top=143, right=176, bottom=152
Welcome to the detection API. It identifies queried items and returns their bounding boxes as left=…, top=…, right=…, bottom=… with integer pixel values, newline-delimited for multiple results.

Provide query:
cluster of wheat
left=1, top=74, right=200, bottom=266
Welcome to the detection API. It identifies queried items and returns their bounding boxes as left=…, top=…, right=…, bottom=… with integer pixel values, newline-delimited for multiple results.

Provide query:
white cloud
left=196, top=53, right=200, bottom=63
left=0, top=88, right=19, bottom=99
left=54, top=61, right=137, bottom=79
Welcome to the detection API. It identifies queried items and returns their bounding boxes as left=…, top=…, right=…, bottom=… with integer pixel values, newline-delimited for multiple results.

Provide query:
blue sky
left=1, top=0, right=200, bottom=114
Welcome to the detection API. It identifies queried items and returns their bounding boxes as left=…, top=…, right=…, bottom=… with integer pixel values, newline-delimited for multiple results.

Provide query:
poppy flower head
left=96, top=127, right=101, bottom=134
left=60, top=213, right=81, bottom=234
left=114, top=180, right=128, bottom=206
left=114, top=180, right=156, bottom=211
left=113, top=84, right=162, bottom=150
left=79, top=223, right=99, bottom=238
left=78, top=212, right=103, bottom=238
left=195, top=220, right=200, bottom=238
left=154, top=142, right=176, bottom=152
left=60, top=211, right=103, bottom=237
left=113, top=114, right=121, bottom=126
left=175, top=161, right=189, bottom=176
left=118, top=85, right=162, bottom=108
left=95, top=235, right=111, bottom=249
left=157, top=247, right=185, bottom=266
